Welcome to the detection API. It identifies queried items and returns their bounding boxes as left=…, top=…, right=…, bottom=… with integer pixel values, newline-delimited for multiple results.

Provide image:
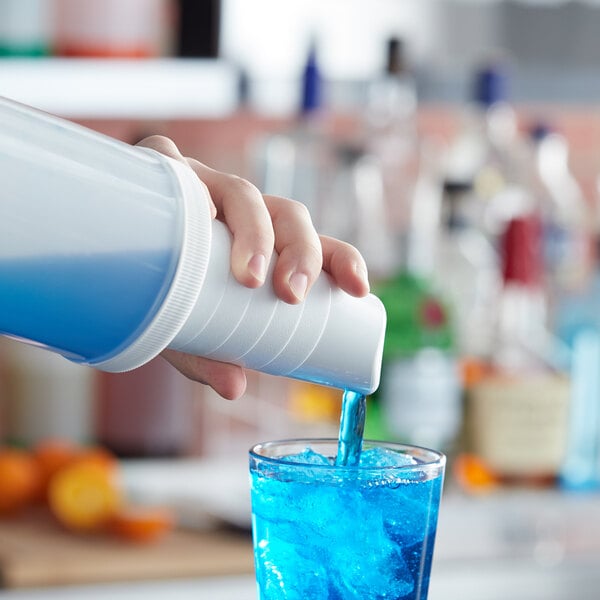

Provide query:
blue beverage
left=0, top=250, right=177, bottom=362
left=336, top=389, right=366, bottom=466
left=250, top=438, right=445, bottom=599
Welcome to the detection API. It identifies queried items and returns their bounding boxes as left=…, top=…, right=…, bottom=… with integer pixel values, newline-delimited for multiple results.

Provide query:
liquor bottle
left=493, top=214, right=548, bottom=374
left=250, top=42, right=335, bottom=222
left=528, top=123, right=592, bottom=301
left=444, top=61, right=531, bottom=243
left=373, top=86, right=462, bottom=453
left=375, top=270, right=461, bottom=453
left=362, top=36, right=419, bottom=275
left=433, top=181, right=500, bottom=361
left=466, top=214, right=571, bottom=485
left=365, top=37, right=417, bottom=136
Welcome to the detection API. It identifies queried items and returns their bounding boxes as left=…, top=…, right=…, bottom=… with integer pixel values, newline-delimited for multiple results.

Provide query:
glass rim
left=249, top=438, right=446, bottom=473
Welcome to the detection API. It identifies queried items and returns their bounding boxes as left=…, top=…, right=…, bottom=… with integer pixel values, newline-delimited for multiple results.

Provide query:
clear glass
left=249, top=438, right=445, bottom=599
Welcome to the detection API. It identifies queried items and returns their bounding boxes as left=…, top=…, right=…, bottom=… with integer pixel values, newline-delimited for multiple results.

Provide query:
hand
left=136, top=136, right=370, bottom=400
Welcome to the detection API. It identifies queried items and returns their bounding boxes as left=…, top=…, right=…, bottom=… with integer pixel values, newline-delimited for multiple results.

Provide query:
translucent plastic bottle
left=0, top=96, right=385, bottom=395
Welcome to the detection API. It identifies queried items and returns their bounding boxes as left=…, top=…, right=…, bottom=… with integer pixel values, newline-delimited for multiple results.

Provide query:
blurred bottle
left=554, top=234, right=600, bottom=490
left=555, top=235, right=600, bottom=351
left=433, top=181, right=500, bottom=361
left=176, top=0, right=220, bottom=58
left=560, top=329, right=600, bottom=491
left=362, top=36, right=419, bottom=273
left=318, top=142, right=397, bottom=282
left=494, top=214, right=548, bottom=373
left=371, top=113, right=462, bottom=453
left=0, top=0, right=51, bottom=57
left=53, top=0, right=172, bottom=58
left=251, top=42, right=335, bottom=221
left=404, top=142, right=445, bottom=280
left=96, top=357, right=195, bottom=458
left=374, top=271, right=462, bottom=454
left=2, top=338, right=96, bottom=447
left=365, top=37, right=417, bottom=137
left=465, top=215, right=571, bottom=486
left=444, top=61, right=531, bottom=242
left=528, top=123, right=592, bottom=302
left=438, top=61, right=535, bottom=365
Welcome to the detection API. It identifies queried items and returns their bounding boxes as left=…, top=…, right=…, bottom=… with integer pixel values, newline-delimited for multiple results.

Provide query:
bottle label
left=466, top=374, right=570, bottom=477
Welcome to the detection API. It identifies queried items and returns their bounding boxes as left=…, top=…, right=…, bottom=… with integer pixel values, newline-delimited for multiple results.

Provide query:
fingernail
left=248, top=254, right=267, bottom=283
left=289, top=272, right=308, bottom=301
left=353, top=261, right=370, bottom=290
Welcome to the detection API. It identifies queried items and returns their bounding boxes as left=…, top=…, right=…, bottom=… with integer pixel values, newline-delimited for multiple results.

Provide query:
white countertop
left=0, top=576, right=256, bottom=600
left=1, top=559, right=599, bottom=600
left=2, top=458, right=599, bottom=599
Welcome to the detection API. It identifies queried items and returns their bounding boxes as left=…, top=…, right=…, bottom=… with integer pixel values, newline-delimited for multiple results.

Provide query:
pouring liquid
left=335, top=389, right=366, bottom=467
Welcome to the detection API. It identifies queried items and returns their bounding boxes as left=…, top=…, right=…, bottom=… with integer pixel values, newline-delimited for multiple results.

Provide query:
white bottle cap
left=91, top=153, right=214, bottom=372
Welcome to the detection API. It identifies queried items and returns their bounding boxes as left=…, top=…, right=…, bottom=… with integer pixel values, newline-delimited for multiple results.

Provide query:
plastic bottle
left=0, top=96, right=385, bottom=396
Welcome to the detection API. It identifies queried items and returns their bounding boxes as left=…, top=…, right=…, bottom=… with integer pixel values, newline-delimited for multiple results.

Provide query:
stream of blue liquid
left=335, top=389, right=366, bottom=467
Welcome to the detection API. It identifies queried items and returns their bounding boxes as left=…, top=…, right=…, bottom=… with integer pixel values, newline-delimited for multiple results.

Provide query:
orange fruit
left=48, top=460, right=122, bottom=532
left=0, top=447, right=42, bottom=515
left=32, top=439, right=80, bottom=501
left=73, top=446, right=118, bottom=474
left=111, top=506, right=175, bottom=544
left=453, top=453, right=499, bottom=493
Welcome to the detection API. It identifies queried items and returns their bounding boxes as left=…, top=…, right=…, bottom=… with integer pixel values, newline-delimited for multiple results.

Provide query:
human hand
left=136, top=136, right=370, bottom=400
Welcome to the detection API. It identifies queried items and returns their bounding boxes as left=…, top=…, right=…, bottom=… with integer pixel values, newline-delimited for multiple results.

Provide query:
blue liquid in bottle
left=0, top=249, right=177, bottom=362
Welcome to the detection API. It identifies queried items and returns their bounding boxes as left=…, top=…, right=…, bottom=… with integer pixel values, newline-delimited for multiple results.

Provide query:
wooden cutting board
left=0, top=509, right=254, bottom=588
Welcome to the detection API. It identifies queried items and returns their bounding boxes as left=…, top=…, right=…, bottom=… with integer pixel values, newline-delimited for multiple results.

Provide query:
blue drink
left=0, top=251, right=177, bottom=362
left=249, top=438, right=445, bottom=599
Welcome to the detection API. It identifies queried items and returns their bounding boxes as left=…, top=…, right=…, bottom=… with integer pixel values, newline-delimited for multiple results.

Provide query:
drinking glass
left=249, top=438, right=445, bottom=599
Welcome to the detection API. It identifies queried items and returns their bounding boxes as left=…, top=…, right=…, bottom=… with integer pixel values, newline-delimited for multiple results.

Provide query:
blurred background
left=1, top=0, right=600, bottom=598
